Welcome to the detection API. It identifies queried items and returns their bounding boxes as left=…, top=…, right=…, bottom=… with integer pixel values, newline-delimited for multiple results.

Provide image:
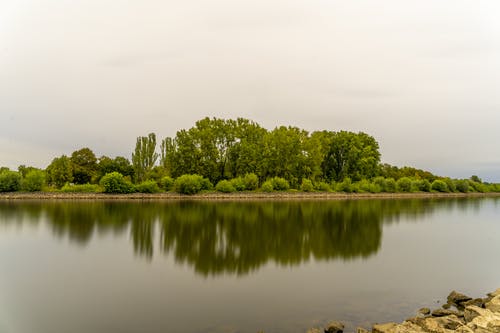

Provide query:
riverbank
left=1, top=192, right=500, bottom=201
left=310, top=288, right=500, bottom=333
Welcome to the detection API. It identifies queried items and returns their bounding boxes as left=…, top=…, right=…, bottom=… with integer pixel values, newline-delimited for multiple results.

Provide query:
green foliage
left=160, top=176, right=174, bottom=191
left=70, top=147, right=97, bottom=184
left=21, top=170, right=46, bottom=192
left=97, top=156, right=134, bottom=180
left=18, top=165, right=40, bottom=178
left=215, top=180, right=236, bottom=193
left=431, top=180, right=449, bottom=192
left=455, top=179, right=469, bottom=193
left=442, top=178, right=456, bottom=193
left=260, top=180, right=274, bottom=192
left=173, top=174, right=211, bottom=195
left=46, top=155, right=73, bottom=188
left=135, top=180, right=161, bottom=193
left=396, top=177, right=413, bottom=192
left=336, top=177, right=353, bottom=193
left=0, top=170, right=22, bottom=192
left=385, top=178, right=396, bottom=193
left=132, top=133, right=159, bottom=182
left=243, top=173, right=259, bottom=190
left=269, top=177, right=290, bottom=191
left=372, top=176, right=387, bottom=192
left=300, top=179, right=314, bottom=192
left=469, top=180, right=487, bottom=193
left=379, top=163, right=437, bottom=181
left=229, top=177, right=246, bottom=191
left=99, top=172, right=135, bottom=194
left=470, top=175, right=482, bottom=183
left=412, top=179, right=431, bottom=192
left=315, top=181, right=332, bottom=192
left=60, top=183, right=101, bottom=193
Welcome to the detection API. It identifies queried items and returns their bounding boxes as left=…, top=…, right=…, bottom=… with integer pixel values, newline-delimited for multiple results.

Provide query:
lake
left=0, top=198, right=499, bottom=333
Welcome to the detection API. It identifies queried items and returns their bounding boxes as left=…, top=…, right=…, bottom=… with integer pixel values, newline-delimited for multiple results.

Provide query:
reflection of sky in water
left=0, top=198, right=499, bottom=333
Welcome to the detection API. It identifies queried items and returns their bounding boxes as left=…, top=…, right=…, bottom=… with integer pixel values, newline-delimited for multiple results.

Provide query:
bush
left=215, top=180, right=236, bottom=193
left=372, top=177, right=387, bottom=192
left=396, top=177, right=412, bottom=192
left=173, top=174, right=212, bottom=194
left=61, top=183, right=102, bottom=193
left=0, top=170, right=22, bottom=192
left=230, top=177, right=246, bottom=191
left=412, top=179, right=431, bottom=192
left=160, top=176, right=174, bottom=191
left=243, top=173, right=259, bottom=190
left=300, top=179, right=314, bottom=192
left=270, top=177, right=289, bottom=191
left=336, top=178, right=352, bottom=193
left=135, top=180, right=161, bottom=193
left=455, top=179, right=469, bottom=193
left=21, top=170, right=46, bottom=192
left=431, top=180, right=449, bottom=192
left=315, top=181, right=332, bottom=192
left=443, top=178, right=456, bottom=192
left=99, top=172, right=135, bottom=193
left=260, top=180, right=274, bottom=192
left=385, top=178, right=396, bottom=193
left=469, top=180, right=487, bottom=193
left=354, top=179, right=373, bottom=193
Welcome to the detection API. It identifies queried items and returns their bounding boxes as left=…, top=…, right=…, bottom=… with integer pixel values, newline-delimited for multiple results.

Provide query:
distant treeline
left=0, top=117, right=498, bottom=194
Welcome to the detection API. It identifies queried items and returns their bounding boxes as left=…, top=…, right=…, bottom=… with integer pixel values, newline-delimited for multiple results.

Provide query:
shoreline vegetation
left=1, top=117, right=499, bottom=195
left=1, top=191, right=500, bottom=201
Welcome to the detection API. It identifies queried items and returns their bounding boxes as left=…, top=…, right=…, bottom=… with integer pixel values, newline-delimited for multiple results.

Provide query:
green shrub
left=160, top=176, right=174, bottom=191
left=260, top=180, right=274, bottom=192
left=455, top=179, right=469, bottom=193
left=135, top=180, right=161, bottom=193
left=431, top=179, right=449, bottom=192
left=230, top=177, right=246, bottom=191
left=469, top=180, right=487, bottom=193
left=173, top=174, right=212, bottom=194
left=354, top=179, right=373, bottom=193
left=443, top=178, right=456, bottom=192
left=21, top=170, right=46, bottom=192
left=385, top=178, right=396, bottom=193
left=396, top=177, right=412, bottom=192
left=61, top=183, right=102, bottom=193
left=413, top=179, right=431, bottom=192
left=215, top=180, right=236, bottom=193
left=300, top=179, right=314, bottom=192
left=336, top=178, right=352, bottom=193
left=243, top=173, right=259, bottom=190
left=99, top=172, right=135, bottom=193
left=372, top=177, right=387, bottom=192
left=315, top=181, right=332, bottom=192
left=270, top=177, right=289, bottom=191
left=0, top=170, right=22, bottom=192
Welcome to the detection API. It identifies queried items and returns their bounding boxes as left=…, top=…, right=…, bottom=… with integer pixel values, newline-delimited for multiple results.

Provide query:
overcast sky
left=1, top=1, right=499, bottom=181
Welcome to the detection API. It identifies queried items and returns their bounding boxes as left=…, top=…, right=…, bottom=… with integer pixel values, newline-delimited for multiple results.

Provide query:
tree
left=21, top=170, right=46, bottom=191
left=0, top=170, right=22, bottom=192
left=46, top=155, right=73, bottom=188
left=160, top=137, right=177, bottom=175
left=71, top=147, right=97, bottom=184
left=132, top=133, right=158, bottom=182
left=97, top=156, right=134, bottom=180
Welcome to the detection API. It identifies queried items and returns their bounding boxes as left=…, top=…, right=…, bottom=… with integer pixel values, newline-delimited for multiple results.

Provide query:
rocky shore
left=308, top=288, right=500, bottom=333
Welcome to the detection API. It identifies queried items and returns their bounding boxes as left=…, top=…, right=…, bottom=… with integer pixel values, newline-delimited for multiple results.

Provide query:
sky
left=1, top=0, right=499, bottom=181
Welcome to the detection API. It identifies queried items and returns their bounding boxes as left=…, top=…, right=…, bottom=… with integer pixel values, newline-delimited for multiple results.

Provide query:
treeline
left=0, top=117, right=498, bottom=194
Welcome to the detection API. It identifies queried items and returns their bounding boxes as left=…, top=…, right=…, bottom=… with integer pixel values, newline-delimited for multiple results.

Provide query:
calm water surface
left=0, top=198, right=499, bottom=333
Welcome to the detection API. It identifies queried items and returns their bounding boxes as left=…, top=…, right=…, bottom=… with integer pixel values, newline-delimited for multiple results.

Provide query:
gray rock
left=418, top=307, right=431, bottom=315
left=447, top=290, right=472, bottom=305
left=324, top=321, right=344, bottom=333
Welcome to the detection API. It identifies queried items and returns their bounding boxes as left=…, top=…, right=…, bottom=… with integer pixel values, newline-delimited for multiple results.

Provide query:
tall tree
left=71, top=147, right=98, bottom=184
left=132, top=133, right=158, bottom=182
left=160, top=137, right=177, bottom=176
left=46, top=155, right=73, bottom=188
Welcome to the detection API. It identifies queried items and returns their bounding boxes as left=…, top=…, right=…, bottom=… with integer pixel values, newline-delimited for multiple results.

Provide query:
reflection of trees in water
left=0, top=198, right=491, bottom=276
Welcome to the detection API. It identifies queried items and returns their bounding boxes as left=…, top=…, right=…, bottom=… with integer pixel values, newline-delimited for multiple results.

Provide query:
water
left=0, top=198, right=499, bottom=333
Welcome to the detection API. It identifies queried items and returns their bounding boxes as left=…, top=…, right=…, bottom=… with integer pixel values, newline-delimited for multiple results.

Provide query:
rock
left=462, top=298, right=485, bottom=308
left=431, top=309, right=463, bottom=317
left=464, top=305, right=486, bottom=323
left=418, top=307, right=431, bottom=315
left=324, top=321, right=344, bottom=333
left=488, top=288, right=500, bottom=298
left=356, top=328, right=370, bottom=333
left=447, top=291, right=472, bottom=305
left=407, top=315, right=464, bottom=332
left=485, top=295, right=500, bottom=313
left=442, top=303, right=452, bottom=309
left=465, top=306, right=500, bottom=332
left=373, top=322, right=398, bottom=333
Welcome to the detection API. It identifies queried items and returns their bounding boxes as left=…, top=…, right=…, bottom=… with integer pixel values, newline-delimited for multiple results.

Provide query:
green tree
left=71, top=147, right=97, bottom=184
left=0, top=170, right=22, bottom=192
left=21, top=170, right=46, bottom=192
left=132, top=133, right=158, bottom=182
left=46, top=155, right=73, bottom=188
left=97, top=156, right=134, bottom=180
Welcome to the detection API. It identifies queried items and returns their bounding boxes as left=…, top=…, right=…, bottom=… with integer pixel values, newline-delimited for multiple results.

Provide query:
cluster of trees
left=0, top=117, right=498, bottom=194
